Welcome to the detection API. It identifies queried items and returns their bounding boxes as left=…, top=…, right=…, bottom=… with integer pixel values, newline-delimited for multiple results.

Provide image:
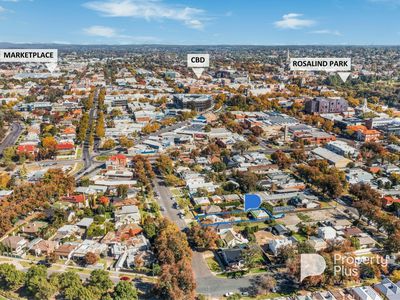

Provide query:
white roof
left=117, top=205, right=139, bottom=215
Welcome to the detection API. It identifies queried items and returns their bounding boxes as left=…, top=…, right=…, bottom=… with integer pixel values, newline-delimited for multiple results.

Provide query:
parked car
left=224, top=292, right=234, bottom=297
left=120, top=276, right=131, bottom=281
left=37, top=260, right=51, bottom=268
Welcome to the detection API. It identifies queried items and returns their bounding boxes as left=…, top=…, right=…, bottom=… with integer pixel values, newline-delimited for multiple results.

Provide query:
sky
left=0, top=0, right=400, bottom=45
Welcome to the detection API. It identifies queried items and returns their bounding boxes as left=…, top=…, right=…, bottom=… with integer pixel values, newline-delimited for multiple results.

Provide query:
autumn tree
left=77, top=113, right=89, bottom=143
left=154, top=219, right=196, bottom=299
left=291, top=148, right=307, bottom=163
left=233, top=141, right=250, bottom=155
left=188, top=224, right=219, bottom=249
left=271, top=150, right=293, bottom=169
left=156, top=259, right=196, bottom=300
left=95, top=111, right=105, bottom=138
left=254, top=274, right=277, bottom=295
left=142, top=122, right=160, bottom=134
left=84, top=252, right=99, bottom=265
left=119, top=136, right=134, bottom=148
left=102, top=139, right=115, bottom=150
left=0, top=172, right=10, bottom=189
left=156, top=154, right=174, bottom=175
left=41, top=136, right=58, bottom=153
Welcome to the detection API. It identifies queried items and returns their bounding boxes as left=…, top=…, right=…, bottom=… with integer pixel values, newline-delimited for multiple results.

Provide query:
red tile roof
left=61, top=194, right=85, bottom=203
left=17, top=144, right=37, bottom=153
left=56, top=142, right=75, bottom=150
left=110, top=154, right=127, bottom=161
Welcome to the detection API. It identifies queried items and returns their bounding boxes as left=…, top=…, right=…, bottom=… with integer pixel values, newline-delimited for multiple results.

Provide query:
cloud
left=310, top=29, right=342, bottom=36
left=83, top=0, right=206, bottom=29
left=274, top=13, right=315, bottom=29
left=84, top=25, right=118, bottom=37
left=0, top=6, right=5, bottom=12
left=1, top=0, right=34, bottom=2
left=83, top=25, right=159, bottom=43
left=368, top=0, right=400, bottom=4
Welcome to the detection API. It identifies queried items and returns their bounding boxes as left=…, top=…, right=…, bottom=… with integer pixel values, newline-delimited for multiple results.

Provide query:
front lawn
left=206, top=257, right=222, bottom=273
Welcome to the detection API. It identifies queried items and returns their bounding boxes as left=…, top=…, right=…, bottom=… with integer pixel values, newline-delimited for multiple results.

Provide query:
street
left=152, top=176, right=186, bottom=230
left=0, top=122, right=23, bottom=155
left=152, top=176, right=254, bottom=297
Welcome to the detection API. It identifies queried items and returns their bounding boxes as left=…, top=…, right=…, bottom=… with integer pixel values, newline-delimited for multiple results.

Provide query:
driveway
left=192, top=251, right=253, bottom=296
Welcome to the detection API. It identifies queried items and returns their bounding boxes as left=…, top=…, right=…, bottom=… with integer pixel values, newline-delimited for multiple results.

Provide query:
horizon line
left=1, top=42, right=400, bottom=47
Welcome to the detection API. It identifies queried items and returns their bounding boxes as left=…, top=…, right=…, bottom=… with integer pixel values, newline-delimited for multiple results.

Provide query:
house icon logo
left=300, top=253, right=326, bottom=281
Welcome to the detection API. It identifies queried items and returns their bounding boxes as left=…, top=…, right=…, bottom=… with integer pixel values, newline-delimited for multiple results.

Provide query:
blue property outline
left=195, top=208, right=285, bottom=227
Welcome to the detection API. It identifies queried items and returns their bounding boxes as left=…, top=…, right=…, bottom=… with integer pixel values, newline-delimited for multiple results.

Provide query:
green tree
left=2, top=147, right=16, bottom=164
left=233, top=141, right=250, bottom=155
left=235, top=171, right=258, bottom=192
left=0, top=263, right=25, bottom=290
left=211, top=162, right=226, bottom=173
left=242, top=245, right=262, bottom=269
left=117, top=184, right=128, bottom=198
left=57, top=271, right=82, bottom=290
left=112, top=281, right=138, bottom=300
left=33, top=278, right=57, bottom=300
left=64, top=284, right=96, bottom=300
left=88, top=270, right=113, bottom=293
left=25, top=265, right=55, bottom=300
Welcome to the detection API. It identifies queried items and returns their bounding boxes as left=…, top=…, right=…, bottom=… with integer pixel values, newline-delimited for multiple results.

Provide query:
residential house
left=220, top=229, right=249, bottom=248
left=72, top=240, right=108, bottom=260
left=1, top=236, right=28, bottom=256
left=313, top=291, right=337, bottom=300
left=76, top=218, right=94, bottom=230
left=348, top=125, right=381, bottom=142
left=106, top=154, right=128, bottom=170
left=54, top=243, right=78, bottom=260
left=21, top=221, right=47, bottom=238
left=346, top=169, right=374, bottom=185
left=318, top=226, right=337, bottom=240
left=114, top=205, right=141, bottom=227
left=30, top=239, right=59, bottom=256
left=352, top=286, right=383, bottom=300
left=309, top=237, right=327, bottom=251
left=271, top=224, right=290, bottom=236
left=60, top=194, right=88, bottom=208
left=374, top=278, right=400, bottom=300
left=217, top=248, right=245, bottom=270
left=269, top=237, right=293, bottom=255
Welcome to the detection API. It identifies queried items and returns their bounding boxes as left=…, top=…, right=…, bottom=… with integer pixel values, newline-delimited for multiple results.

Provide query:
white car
left=224, top=292, right=234, bottom=297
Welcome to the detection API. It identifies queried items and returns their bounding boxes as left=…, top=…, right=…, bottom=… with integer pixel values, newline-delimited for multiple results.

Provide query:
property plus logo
left=300, top=254, right=327, bottom=281
left=300, top=253, right=389, bottom=281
